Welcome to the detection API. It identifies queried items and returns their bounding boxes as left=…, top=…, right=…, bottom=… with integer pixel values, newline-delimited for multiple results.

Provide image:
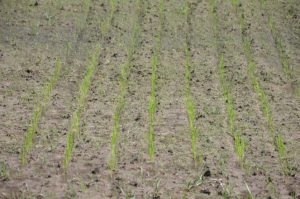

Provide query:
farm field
left=0, top=0, right=300, bottom=198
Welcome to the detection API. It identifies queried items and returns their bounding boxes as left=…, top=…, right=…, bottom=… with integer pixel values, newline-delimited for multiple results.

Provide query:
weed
left=245, top=181, right=254, bottom=199
left=186, top=175, right=203, bottom=191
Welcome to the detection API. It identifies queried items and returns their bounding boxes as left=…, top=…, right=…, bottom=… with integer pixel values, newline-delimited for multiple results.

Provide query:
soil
left=0, top=0, right=299, bottom=198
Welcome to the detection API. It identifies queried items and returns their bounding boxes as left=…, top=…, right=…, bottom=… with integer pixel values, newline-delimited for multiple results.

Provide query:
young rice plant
left=64, top=46, right=100, bottom=169
left=232, top=1, right=290, bottom=174
left=21, top=58, right=62, bottom=165
left=109, top=1, right=143, bottom=170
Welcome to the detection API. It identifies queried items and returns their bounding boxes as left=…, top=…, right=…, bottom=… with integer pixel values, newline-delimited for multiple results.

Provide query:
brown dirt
left=0, top=0, right=299, bottom=198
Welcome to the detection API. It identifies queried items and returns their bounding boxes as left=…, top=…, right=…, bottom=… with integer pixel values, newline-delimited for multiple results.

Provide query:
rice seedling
left=234, top=132, right=246, bottom=161
left=109, top=61, right=129, bottom=169
left=109, top=1, right=143, bottom=170
left=63, top=45, right=100, bottom=169
left=231, top=0, right=239, bottom=13
left=209, top=1, right=246, bottom=164
left=109, top=0, right=118, bottom=21
left=159, top=0, right=165, bottom=27
left=148, top=55, right=158, bottom=160
left=231, top=0, right=239, bottom=7
left=259, top=2, right=292, bottom=79
left=146, top=0, right=164, bottom=160
left=101, top=0, right=118, bottom=36
left=83, top=0, right=91, bottom=13
left=74, top=0, right=92, bottom=36
left=20, top=58, right=62, bottom=165
left=30, top=20, right=40, bottom=36
left=219, top=55, right=246, bottom=163
left=232, top=2, right=290, bottom=174
left=185, top=94, right=198, bottom=161
left=0, top=162, right=8, bottom=180
left=182, top=1, right=202, bottom=162
left=274, top=37, right=292, bottom=78
left=184, top=45, right=198, bottom=162
left=184, top=46, right=191, bottom=94
left=109, top=65, right=130, bottom=169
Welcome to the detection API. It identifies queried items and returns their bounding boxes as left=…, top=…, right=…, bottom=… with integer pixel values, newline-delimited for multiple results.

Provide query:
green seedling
left=275, top=134, right=287, bottom=162
left=185, top=95, right=197, bottom=161
left=231, top=0, right=239, bottom=13
left=74, top=0, right=91, bottom=36
left=147, top=3, right=164, bottom=160
left=31, top=20, right=40, bottom=36
left=109, top=2, right=143, bottom=170
left=184, top=46, right=191, bottom=94
left=231, top=0, right=239, bottom=6
left=219, top=55, right=246, bottom=164
left=109, top=0, right=118, bottom=18
left=274, top=37, right=292, bottom=78
left=148, top=55, right=158, bottom=160
left=181, top=1, right=190, bottom=16
left=159, top=0, right=165, bottom=24
left=0, top=162, right=8, bottom=180
left=184, top=43, right=199, bottom=161
left=64, top=46, right=100, bottom=169
left=234, top=132, right=246, bottom=162
left=21, top=58, right=62, bottom=165
left=101, top=0, right=118, bottom=35
left=233, top=1, right=289, bottom=174
left=260, top=2, right=293, bottom=79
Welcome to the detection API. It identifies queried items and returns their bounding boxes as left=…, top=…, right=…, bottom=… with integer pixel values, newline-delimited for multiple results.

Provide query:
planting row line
left=64, top=0, right=118, bottom=169
left=209, top=1, right=283, bottom=196
left=19, top=0, right=91, bottom=166
left=20, top=59, right=62, bottom=165
left=19, top=0, right=115, bottom=168
left=231, top=0, right=290, bottom=175
left=109, top=0, right=144, bottom=170
left=183, top=2, right=199, bottom=163
left=209, top=0, right=247, bottom=172
left=259, top=0, right=293, bottom=79
left=64, top=45, right=100, bottom=168
left=147, top=0, right=165, bottom=161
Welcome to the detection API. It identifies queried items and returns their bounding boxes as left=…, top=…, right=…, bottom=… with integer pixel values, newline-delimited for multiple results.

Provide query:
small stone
left=203, top=170, right=211, bottom=177
left=91, top=167, right=100, bottom=174
left=200, top=189, right=211, bottom=195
